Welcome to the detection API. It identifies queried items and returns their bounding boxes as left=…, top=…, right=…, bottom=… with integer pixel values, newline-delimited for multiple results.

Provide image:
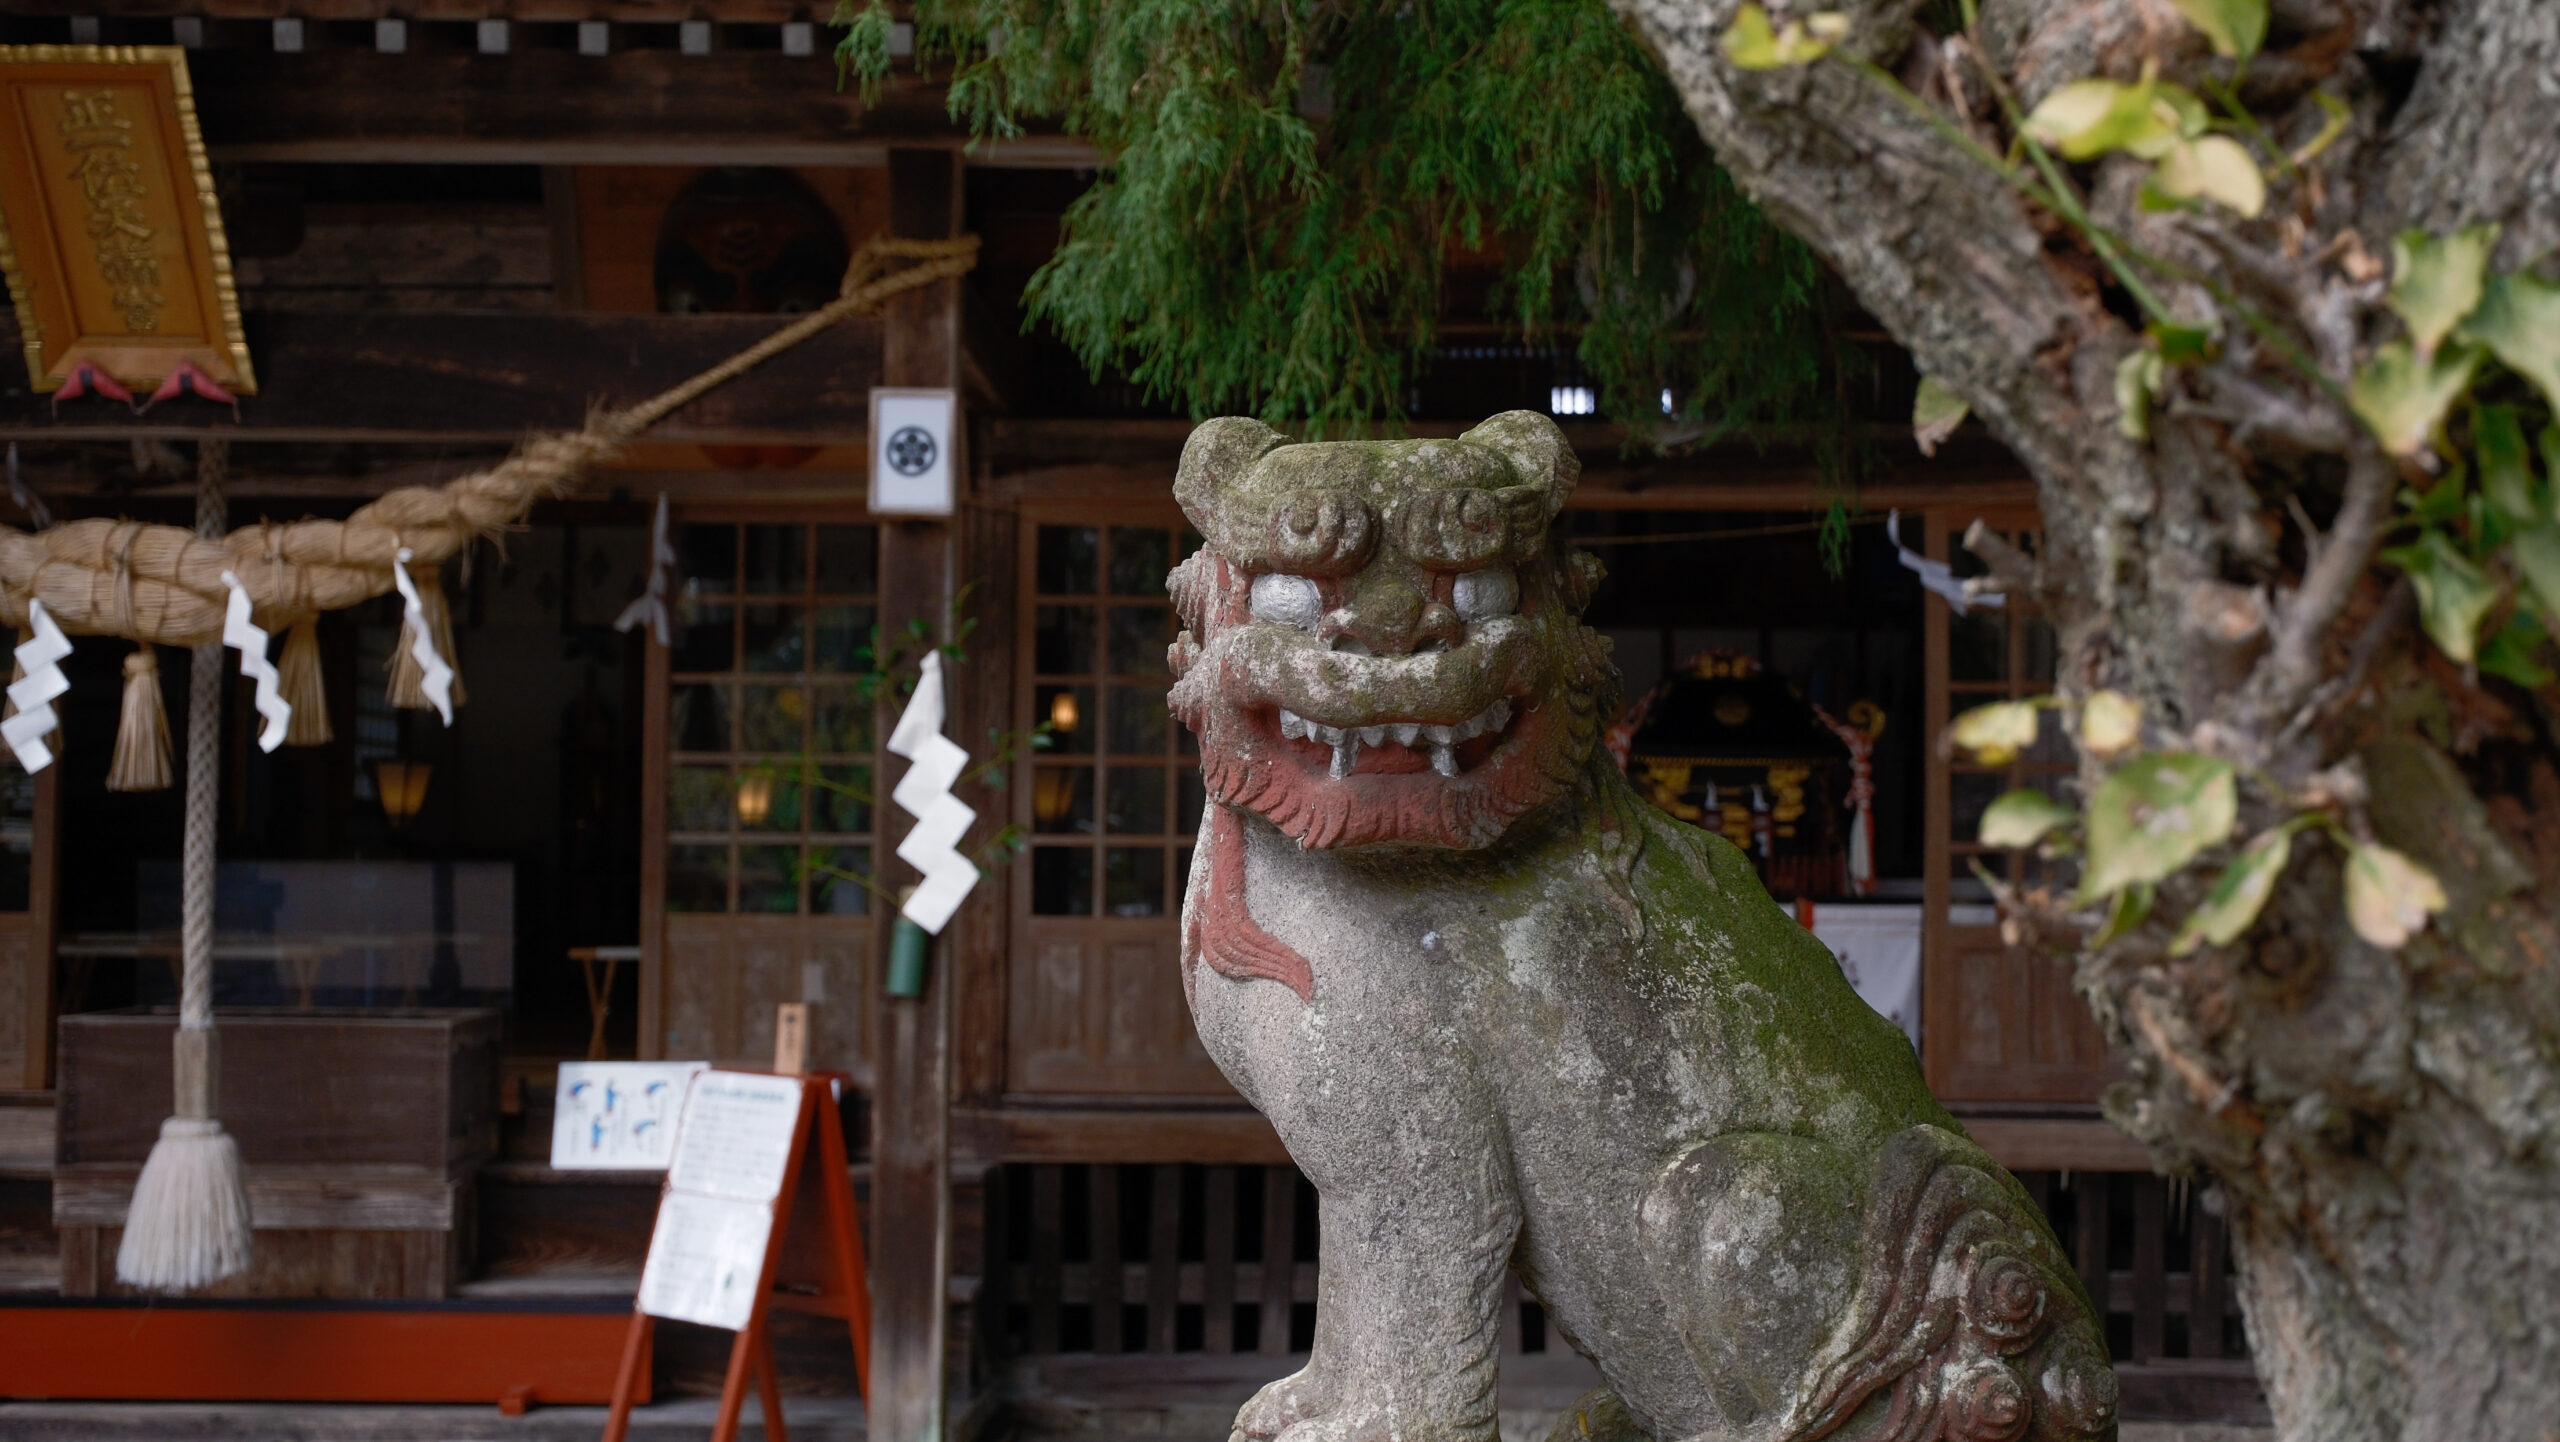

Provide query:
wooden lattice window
left=1022, top=523, right=1204, bottom=919
left=663, top=522, right=883, bottom=916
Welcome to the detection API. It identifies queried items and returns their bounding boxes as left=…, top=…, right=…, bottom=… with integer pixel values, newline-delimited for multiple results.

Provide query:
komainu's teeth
left=1358, top=725, right=1387, bottom=746
left=1313, top=723, right=1344, bottom=746
left=1425, top=724, right=1454, bottom=745
left=1453, top=712, right=1483, bottom=741
left=1393, top=723, right=1421, bottom=746
left=1279, top=709, right=1306, bottom=740
left=1485, top=698, right=1512, bottom=730
left=1330, top=738, right=1359, bottom=779
left=1431, top=743, right=1459, bottom=777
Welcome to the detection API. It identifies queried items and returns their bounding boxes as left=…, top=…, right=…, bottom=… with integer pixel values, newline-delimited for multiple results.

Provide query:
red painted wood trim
left=0, top=1306, right=647, bottom=1404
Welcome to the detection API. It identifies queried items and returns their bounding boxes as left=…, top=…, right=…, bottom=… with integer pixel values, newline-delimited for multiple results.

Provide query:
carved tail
left=1783, top=1127, right=2118, bottom=1442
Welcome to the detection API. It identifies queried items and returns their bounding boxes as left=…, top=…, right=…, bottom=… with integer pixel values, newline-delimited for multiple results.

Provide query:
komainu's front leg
left=1234, top=1127, right=1521, bottom=1442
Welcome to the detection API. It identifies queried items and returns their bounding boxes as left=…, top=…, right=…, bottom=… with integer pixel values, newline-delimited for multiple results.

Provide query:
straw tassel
left=107, top=647, right=173, bottom=792
left=277, top=617, right=331, bottom=746
left=386, top=567, right=466, bottom=712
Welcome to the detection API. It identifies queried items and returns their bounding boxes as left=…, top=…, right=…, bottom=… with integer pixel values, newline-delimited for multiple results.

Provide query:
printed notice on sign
left=667, top=1070, right=802, bottom=1202
left=634, top=1070, right=807, bottom=1330
left=637, top=1190, right=775, bottom=1331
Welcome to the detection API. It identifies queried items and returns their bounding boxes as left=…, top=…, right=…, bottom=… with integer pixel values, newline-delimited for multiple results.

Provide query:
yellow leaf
left=1950, top=700, right=2041, bottom=765
left=1723, top=4, right=1844, bottom=68
left=2350, top=341, right=2482, bottom=455
left=2081, top=690, right=2142, bottom=757
left=1981, top=789, right=2076, bottom=849
left=2390, top=226, right=2499, bottom=358
left=2343, top=842, right=2447, bottom=949
left=2022, top=75, right=2179, bottom=162
left=1913, top=375, right=1970, bottom=456
left=2152, top=136, right=2265, bottom=218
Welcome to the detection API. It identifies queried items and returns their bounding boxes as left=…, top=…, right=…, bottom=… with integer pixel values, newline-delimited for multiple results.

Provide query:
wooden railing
left=981, top=1163, right=2249, bottom=1367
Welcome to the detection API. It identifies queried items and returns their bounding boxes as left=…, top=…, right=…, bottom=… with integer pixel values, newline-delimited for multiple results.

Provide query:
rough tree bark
left=1604, top=2, right=2560, bottom=1439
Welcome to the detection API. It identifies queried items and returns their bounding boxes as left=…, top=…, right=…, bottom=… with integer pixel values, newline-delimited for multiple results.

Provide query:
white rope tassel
left=2, top=598, right=71, bottom=772
left=613, top=493, right=676, bottom=647
left=217, top=572, right=291, bottom=753
left=390, top=547, right=455, bottom=725
left=887, top=651, right=980, bottom=934
left=116, top=1116, right=252, bottom=1291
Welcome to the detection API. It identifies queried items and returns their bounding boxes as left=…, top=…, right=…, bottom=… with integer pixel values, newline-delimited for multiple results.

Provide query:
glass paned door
left=1922, top=509, right=2113, bottom=1104
left=653, top=519, right=882, bottom=1071
left=1008, top=515, right=1228, bottom=1097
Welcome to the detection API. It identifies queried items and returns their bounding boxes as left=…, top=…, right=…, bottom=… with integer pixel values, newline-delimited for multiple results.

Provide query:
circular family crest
left=885, top=425, right=938, bottom=476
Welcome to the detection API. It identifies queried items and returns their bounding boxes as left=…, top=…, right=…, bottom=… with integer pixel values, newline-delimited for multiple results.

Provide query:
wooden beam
left=954, top=1106, right=1291, bottom=1166
left=167, top=48, right=1096, bottom=166
left=867, top=145, right=963, bottom=1442
left=0, top=311, right=883, bottom=444
left=950, top=1106, right=2150, bottom=1173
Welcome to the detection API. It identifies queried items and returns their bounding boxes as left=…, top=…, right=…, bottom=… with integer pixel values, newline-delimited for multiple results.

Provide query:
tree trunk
left=1604, top=2, right=2560, bottom=1438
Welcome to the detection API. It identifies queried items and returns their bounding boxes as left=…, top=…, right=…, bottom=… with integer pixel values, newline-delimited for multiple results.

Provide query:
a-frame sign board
left=602, top=1070, right=872, bottom=1442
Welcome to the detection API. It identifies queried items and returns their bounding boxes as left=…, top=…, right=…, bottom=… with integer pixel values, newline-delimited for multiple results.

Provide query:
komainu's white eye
left=1452, top=567, right=1518, bottom=622
left=1250, top=572, right=1323, bottom=630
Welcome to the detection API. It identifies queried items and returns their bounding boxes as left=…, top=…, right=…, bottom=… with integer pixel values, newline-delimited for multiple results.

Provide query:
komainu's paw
left=1233, top=1366, right=1333, bottom=1441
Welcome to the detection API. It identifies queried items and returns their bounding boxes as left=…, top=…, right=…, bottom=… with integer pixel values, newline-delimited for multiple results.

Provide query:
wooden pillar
left=870, top=145, right=963, bottom=1442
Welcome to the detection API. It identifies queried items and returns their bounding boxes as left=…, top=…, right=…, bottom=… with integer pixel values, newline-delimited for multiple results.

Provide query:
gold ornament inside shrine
left=0, top=45, right=254, bottom=395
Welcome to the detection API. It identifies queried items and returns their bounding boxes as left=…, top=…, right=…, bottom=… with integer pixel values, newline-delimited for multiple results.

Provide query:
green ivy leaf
left=2291, top=90, right=2351, bottom=165
left=2477, top=404, right=2539, bottom=522
left=1723, top=4, right=1848, bottom=68
left=2167, top=0, right=2267, bottom=59
left=2380, top=529, right=2499, bottom=665
left=2511, top=523, right=2560, bottom=625
left=2456, top=271, right=2560, bottom=416
left=1981, top=788, right=2077, bottom=849
left=2344, top=841, right=2447, bottom=949
left=1950, top=699, right=2043, bottom=765
left=2350, top=340, right=2483, bottom=455
left=1913, top=374, right=1970, bottom=457
left=2388, top=226, right=2499, bottom=357
left=2115, top=350, right=2166, bottom=442
left=2078, top=752, right=2238, bottom=902
left=2092, top=881, right=2155, bottom=946
left=2478, top=613, right=2556, bottom=689
left=2151, top=135, right=2265, bottom=217
left=2148, top=323, right=2215, bottom=366
left=2171, top=827, right=2292, bottom=955
left=2023, top=75, right=2182, bottom=161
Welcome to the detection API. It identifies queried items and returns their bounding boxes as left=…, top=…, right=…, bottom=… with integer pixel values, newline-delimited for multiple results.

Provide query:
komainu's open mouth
left=1275, top=697, right=1514, bottom=778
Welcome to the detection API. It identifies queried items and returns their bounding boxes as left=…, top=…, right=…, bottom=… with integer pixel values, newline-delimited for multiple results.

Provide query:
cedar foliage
left=837, top=0, right=1834, bottom=440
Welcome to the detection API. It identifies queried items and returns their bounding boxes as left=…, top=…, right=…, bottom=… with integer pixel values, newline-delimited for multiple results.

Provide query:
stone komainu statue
left=1167, top=413, right=2117, bottom=1442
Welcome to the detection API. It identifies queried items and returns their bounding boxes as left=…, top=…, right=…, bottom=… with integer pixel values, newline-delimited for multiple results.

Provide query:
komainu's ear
left=1174, top=418, right=1290, bottom=533
left=1459, top=410, right=1580, bottom=517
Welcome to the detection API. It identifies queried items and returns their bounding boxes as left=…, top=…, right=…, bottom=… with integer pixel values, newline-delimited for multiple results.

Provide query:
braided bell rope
left=0, top=236, right=980, bottom=645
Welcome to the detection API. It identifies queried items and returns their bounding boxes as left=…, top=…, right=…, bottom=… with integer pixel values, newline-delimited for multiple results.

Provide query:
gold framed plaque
left=0, top=45, right=255, bottom=394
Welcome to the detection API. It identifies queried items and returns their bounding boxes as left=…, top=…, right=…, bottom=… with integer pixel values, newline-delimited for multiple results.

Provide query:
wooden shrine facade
left=0, top=3, right=2248, bottom=1427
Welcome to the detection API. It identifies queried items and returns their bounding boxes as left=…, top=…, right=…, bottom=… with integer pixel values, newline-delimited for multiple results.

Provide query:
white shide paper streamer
left=2, top=599, right=72, bottom=772
left=390, top=547, right=456, bottom=725
left=886, top=650, right=980, bottom=935
left=614, top=493, right=676, bottom=647
left=1887, top=509, right=2005, bottom=616
left=219, top=571, right=292, bottom=752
